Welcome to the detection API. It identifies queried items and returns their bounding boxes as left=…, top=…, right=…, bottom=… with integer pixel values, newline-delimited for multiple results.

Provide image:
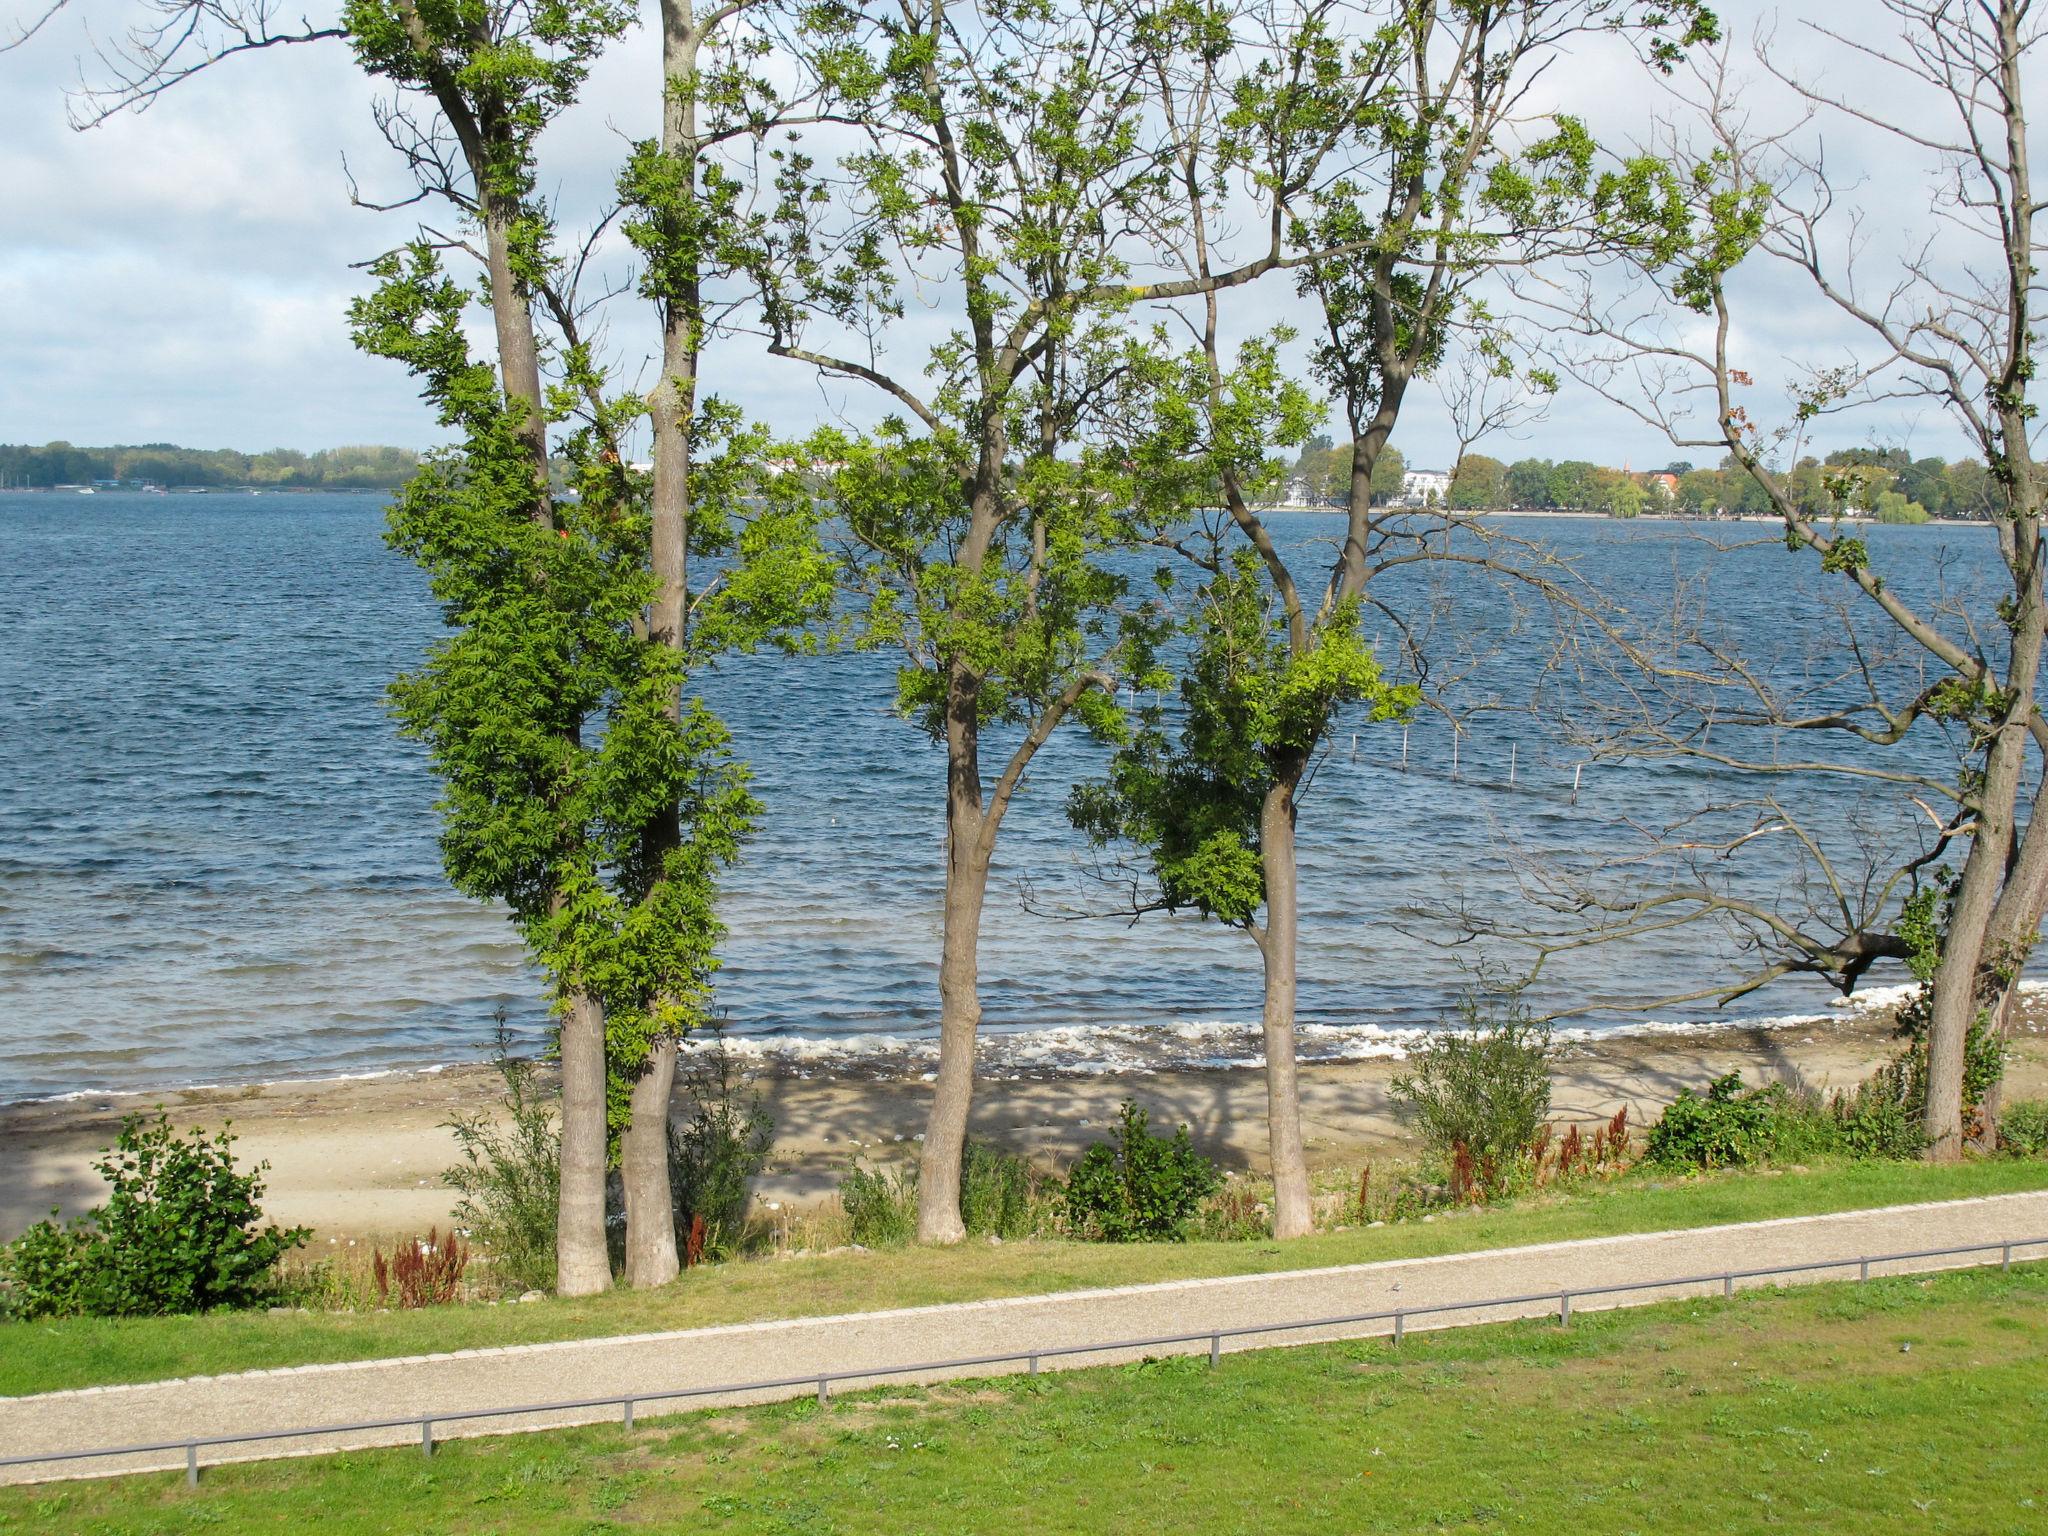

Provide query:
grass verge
left=6, top=1157, right=2048, bottom=1399
left=5, top=1263, right=2044, bottom=1534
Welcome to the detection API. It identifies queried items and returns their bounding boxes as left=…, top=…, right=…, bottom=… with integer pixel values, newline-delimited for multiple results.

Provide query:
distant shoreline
left=1257, top=503, right=1992, bottom=527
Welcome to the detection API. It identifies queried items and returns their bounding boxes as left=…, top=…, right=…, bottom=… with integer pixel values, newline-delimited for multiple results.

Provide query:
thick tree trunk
left=621, top=1035, right=680, bottom=1287
left=1257, top=771, right=1313, bottom=1239
left=556, top=988, right=614, bottom=1295
left=918, top=664, right=990, bottom=1244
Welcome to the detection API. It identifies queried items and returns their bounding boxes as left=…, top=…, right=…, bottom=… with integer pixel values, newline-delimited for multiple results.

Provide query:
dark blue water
left=0, top=493, right=2005, bottom=1098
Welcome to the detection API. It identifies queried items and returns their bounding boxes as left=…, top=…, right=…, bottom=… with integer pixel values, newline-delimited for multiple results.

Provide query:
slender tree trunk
left=1257, top=768, right=1313, bottom=1239
left=918, top=662, right=990, bottom=1244
left=1977, top=762, right=2048, bottom=1135
left=556, top=988, right=614, bottom=1294
left=1923, top=627, right=2041, bottom=1155
left=616, top=1, right=705, bottom=1284
left=622, top=1036, right=680, bottom=1285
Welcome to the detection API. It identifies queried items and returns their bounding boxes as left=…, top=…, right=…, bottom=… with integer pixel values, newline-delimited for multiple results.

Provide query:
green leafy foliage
left=0, top=1115, right=307, bottom=1319
left=666, top=1032, right=774, bottom=1261
left=1389, top=999, right=1554, bottom=1177
left=839, top=1162, right=919, bottom=1248
left=1062, top=1102, right=1222, bottom=1242
left=1999, top=1100, right=2048, bottom=1157
left=354, top=240, right=760, bottom=1118
left=1645, top=1072, right=1927, bottom=1170
left=444, top=1027, right=561, bottom=1296
left=958, top=1142, right=1052, bottom=1240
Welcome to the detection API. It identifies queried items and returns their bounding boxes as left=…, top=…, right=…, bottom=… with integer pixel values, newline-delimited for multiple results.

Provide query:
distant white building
left=1400, top=468, right=1451, bottom=506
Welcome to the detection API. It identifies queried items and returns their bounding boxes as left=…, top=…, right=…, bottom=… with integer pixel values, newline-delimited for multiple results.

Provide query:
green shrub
left=1063, top=1101, right=1221, bottom=1242
left=445, top=1030, right=560, bottom=1296
left=840, top=1161, right=919, bottom=1247
left=0, top=1217, right=98, bottom=1319
left=0, top=1113, right=307, bottom=1319
left=1647, top=1074, right=1788, bottom=1168
left=668, top=1031, right=773, bottom=1262
left=1390, top=997, right=1552, bottom=1178
left=2000, top=1099, right=2048, bottom=1157
left=959, top=1141, right=1047, bottom=1239
left=1830, top=1066, right=1926, bottom=1160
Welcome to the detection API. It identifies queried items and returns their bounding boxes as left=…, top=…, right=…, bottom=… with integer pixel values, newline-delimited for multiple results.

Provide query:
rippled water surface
left=0, top=494, right=2005, bottom=1098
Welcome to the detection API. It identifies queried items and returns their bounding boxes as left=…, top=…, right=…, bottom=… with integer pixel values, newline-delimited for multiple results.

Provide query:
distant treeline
left=0, top=441, right=420, bottom=490
left=1290, top=440, right=1998, bottom=521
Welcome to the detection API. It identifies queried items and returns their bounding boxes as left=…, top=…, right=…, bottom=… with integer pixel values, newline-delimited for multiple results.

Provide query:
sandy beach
left=6, top=1005, right=2044, bottom=1244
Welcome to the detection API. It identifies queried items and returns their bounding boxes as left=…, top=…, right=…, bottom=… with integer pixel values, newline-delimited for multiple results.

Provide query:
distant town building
left=1400, top=468, right=1451, bottom=506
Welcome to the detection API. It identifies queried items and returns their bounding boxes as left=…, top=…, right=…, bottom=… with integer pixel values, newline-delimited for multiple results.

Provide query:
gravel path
left=6, top=1190, right=2046, bottom=1485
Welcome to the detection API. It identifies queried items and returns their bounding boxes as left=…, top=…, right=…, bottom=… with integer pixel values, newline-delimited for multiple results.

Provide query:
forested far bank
left=1287, top=439, right=2003, bottom=521
left=0, top=441, right=419, bottom=491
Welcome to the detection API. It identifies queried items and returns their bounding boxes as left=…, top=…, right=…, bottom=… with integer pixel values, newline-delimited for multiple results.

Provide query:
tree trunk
left=1923, top=585, right=2044, bottom=1154
left=616, top=3, right=703, bottom=1282
left=918, top=663, right=990, bottom=1244
left=621, top=1035, right=680, bottom=1287
left=556, top=987, right=613, bottom=1294
left=1258, top=770, right=1313, bottom=1239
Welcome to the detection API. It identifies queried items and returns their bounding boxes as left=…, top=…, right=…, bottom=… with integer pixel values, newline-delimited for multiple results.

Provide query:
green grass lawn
left=6, top=1263, right=2045, bottom=1534
left=5, top=1157, right=2047, bottom=1401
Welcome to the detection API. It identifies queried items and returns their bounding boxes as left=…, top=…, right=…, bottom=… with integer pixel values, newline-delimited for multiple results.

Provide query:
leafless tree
left=1509, top=1, right=2048, bottom=1155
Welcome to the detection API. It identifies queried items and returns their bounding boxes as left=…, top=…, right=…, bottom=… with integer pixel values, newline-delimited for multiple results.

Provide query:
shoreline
left=8, top=1003, right=2043, bottom=1245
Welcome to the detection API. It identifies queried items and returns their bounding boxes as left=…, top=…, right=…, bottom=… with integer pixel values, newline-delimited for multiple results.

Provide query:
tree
left=1447, top=453, right=1507, bottom=510
left=55, top=0, right=821, bottom=1292
left=1368, top=443, right=1406, bottom=505
left=1073, top=0, right=1712, bottom=1239
left=1504, top=457, right=1554, bottom=508
left=1527, top=5, right=2048, bottom=1156
left=753, top=0, right=1280, bottom=1243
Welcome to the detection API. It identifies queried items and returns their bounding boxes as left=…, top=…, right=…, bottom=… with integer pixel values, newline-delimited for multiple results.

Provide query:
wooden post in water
left=1452, top=730, right=1460, bottom=780
left=1572, top=762, right=1583, bottom=805
left=1509, top=743, right=1517, bottom=786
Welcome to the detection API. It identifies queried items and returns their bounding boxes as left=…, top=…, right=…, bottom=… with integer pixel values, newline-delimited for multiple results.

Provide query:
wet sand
left=5, top=1007, right=2044, bottom=1242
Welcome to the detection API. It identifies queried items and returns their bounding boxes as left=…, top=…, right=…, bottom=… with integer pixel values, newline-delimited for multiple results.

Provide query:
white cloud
left=0, top=0, right=2035, bottom=462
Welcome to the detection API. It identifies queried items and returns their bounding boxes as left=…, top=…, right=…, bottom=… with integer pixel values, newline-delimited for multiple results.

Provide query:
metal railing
left=4, top=1233, right=2041, bottom=1487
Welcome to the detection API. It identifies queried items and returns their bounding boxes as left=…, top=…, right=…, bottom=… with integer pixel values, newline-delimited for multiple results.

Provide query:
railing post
left=1209, top=1334, right=1221, bottom=1368
left=2003, top=1243, right=2012, bottom=1272
left=186, top=1443, right=198, bottom=1487
left=1723, top=1273, right=1733, bottom=1299
left=1393, top=1310, right=1405, bottom=1344
left=817, top=1377, right=829, bottom=1407
left=1028, top=1354, right=1040, bottom=1377
left=421, top=1420, right=434, bottom=1458
left=623, top=1398, right=635, bottom=1430
left=1559, top=1292, right=1572, bottom=1327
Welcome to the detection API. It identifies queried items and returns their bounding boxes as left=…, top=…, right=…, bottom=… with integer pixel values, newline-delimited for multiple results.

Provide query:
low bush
left=444, top=1027, right=559, bottom=1296
left=1391, top=997, right=1553, bottom=1199
left=959, top=1141, right=1051, bottom=1240
left=1646, top=1071, right=1925, bottom=1170
left=839, top=1162, right=918, bottom=1247
left=0, top=1113, right=307, bottom=1320
left=372, top=1228, right=469, bottom=1308
left=2000, top=1099, right=2048, bottom=1157
left=838, top=1141, right=1050, bottom=1246
left=668, top=1030, right=773, bottom=1263
left=1063, top=1101, right=1221, bottom=1242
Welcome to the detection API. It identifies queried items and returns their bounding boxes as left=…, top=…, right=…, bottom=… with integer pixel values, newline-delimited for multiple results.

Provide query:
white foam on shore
left=18, top=978, right=2021, bottom=1105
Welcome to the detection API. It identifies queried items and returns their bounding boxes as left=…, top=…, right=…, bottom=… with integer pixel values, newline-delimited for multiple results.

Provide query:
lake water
left=0, top=494, right=2002, bottom=1099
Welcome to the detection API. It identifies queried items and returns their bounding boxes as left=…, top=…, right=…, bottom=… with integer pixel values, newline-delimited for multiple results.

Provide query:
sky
left=0, top=0, right=2032, bottom=468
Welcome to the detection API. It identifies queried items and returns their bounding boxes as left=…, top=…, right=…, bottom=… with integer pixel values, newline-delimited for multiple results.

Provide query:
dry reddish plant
left=372, top=1227, right=468, bottom=1308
